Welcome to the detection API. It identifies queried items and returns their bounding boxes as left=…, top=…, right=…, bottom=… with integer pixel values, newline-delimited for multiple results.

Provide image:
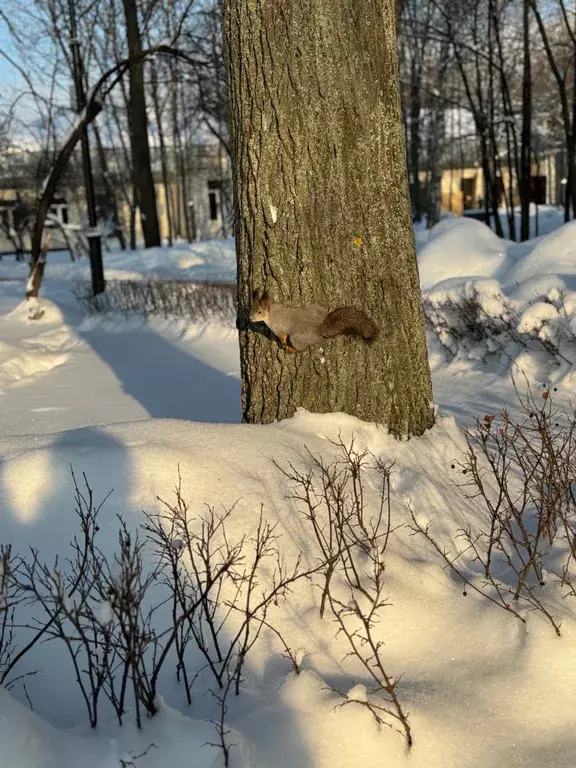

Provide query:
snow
left=0, top=687, right=249, bottom=768
left=96, top=600, right=113, bottom=627
left=1, top=222, right=576, bottom=766
left=419, top=212, right=576, bottom=396
left=345, top=684, right=367, bottom=703
left=505, top=220, right=576, bottom=285
left=418, top=217, right=508, bottom=288
left=517, top=301, right=559, bottom=333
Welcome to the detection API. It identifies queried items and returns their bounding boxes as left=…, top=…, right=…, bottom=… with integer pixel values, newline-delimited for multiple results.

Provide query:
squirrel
left=249, top=289, right=378, bottom=352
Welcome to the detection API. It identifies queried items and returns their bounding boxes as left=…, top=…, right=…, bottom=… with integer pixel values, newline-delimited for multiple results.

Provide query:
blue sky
left=0, top=29, right=24, bottom=90
left=0, top=22, right=73, bottom=141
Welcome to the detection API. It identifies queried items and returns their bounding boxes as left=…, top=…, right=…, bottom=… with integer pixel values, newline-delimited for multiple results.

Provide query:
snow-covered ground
left=1, top=216, right=576, bottom=768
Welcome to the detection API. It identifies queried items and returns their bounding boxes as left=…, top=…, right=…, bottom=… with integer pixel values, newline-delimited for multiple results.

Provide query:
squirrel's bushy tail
left=319, top=307, right=379, bottom=343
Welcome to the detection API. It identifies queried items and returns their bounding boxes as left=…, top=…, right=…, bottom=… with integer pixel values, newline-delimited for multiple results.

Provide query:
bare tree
left=25, top=45, right=204, bottom=299
left=529, top=0, right=575, bottom=220
left=121, top=0, right=161, bottom=247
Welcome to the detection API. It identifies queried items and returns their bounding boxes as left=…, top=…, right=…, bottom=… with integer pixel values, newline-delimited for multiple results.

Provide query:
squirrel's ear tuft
left=252, top=288, right=262, bottom=302
left=261, top=289, right=271, bottom=306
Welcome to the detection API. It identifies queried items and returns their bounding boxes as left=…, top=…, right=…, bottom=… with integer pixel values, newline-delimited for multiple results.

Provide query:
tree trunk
left=149, top=57, right=174, bottom=246
left=169, top=58, right=184, bottom=239
left=28, top=99, right=103, bottom=298
left=178, top=82, right=192, bottom=242
left=222, top=0, right=434, bottom=437
left=426, top=40, right=450, bottom=230
left=485, top=2, right=506, bottom=239
left=490, top=0, right=518, bottom=241
left=396, top=0, right=404, bottom=30
left=520, top=0, right=532, bottom=240
left=92, top=121, right=127, bottom=250
left=529, top=0, right=573, bottom=221
left=122, top=0, right=161, bottom=247
left=409, top=58, right=422, bottom=222
left=129, top=198, right=137, bottom=250
left=426, top=99, right=445, bottom=229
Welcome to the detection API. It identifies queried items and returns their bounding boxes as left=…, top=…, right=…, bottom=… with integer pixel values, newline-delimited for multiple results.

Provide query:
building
left=0, top=140, right=232, bottom=255
left=412, top=108, right=567, bottom=218
left=429, top=151, right=563, bottom=217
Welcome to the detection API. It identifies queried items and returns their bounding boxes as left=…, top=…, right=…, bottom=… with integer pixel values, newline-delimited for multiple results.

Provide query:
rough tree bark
left=221, top=0, right=434, bottom=437
left=122, top=0, right=161, bottom=247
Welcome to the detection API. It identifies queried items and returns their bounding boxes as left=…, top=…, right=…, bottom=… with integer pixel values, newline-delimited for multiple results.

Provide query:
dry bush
left=276, top=439, right=412, bottom=749
left=1, top=467, right=310, bottom=767
left=74, top=278, right=236, bottom=324
left=424, top=288, right=573, bottom=366
left=145, top=475, right=311, bottom=703
left=410, top=386, right=576, bottom=636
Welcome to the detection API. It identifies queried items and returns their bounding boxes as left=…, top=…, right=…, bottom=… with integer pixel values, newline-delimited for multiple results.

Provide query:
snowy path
left=0, top=275, right=518, bottom=440
left=0, top=279, right=241, bottom=436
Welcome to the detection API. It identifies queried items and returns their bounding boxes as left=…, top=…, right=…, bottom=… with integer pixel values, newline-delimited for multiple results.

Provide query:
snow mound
left=509, top=274, right=569, bottom=303
left=57, top=239, right=236, bottom=284
left=100, top=239, right=236, bottom=283
left=422, top=219, right=576, bottom=386
left=419, top=218, right=508, bottom=288
left=2, top=298, right=70, bottom=326
left=0, top=341, right=68, bottom=391
left=0, top=239, right=237, bottom=285
left=505, top=221, right=576, bottom=285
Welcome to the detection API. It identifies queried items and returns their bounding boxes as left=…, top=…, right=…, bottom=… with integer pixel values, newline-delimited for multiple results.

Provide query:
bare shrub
left=424, top=288, right=573, bottom=367
left=0, top=545, right=29, bottom=688
left=2, top=466, right=313, bottom=765
left=410, top=386, right=576, bottom=636
left=204, top=672, right=235, bottom=768
left=146, top=474, right=313, bottom=700
left=424, top=289, right=521, bottom=362
left=73, top=278, right=236, bottom=324
left=276, top=439, right=412, bottom=749
left=11, top=471, right=238, bottom=728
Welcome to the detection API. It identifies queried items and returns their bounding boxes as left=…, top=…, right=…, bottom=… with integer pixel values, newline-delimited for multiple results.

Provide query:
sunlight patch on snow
left=4, top=449, right=54, bottom=523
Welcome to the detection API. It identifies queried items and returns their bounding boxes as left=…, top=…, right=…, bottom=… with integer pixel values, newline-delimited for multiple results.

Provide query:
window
left=461, top=177, right=476, bottom=210
left=208, top=180, right=220, bottom=221
left=530, top=176, right=547, bottom=205
left=208, top=190, right=218, bottom=220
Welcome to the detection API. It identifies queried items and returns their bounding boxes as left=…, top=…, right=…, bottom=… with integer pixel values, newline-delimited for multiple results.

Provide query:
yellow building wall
left=419, top=155, right=557, bottom=216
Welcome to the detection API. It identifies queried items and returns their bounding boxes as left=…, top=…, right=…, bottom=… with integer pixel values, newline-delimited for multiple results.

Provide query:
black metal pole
left=68, top=0, right=105, bottom=295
